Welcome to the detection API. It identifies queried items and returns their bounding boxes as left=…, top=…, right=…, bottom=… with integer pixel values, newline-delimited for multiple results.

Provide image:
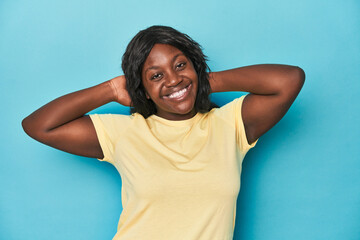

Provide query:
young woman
left=22, top=25, right=305, bottom=240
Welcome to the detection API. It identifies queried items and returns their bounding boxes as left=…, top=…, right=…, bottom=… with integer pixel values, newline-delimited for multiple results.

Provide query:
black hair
left=121, top=25, right=218, bottom=118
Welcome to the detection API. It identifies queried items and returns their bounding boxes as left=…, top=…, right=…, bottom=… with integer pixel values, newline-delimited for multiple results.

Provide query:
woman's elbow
left=22, top=116, right=34, bottom=137
left=294, top=66, right=306, bottom=83
left=280, top=66, right=305, bottom=97
left=22, top=116, right=41, bottom=140
left=287, top=66, right=305, bottom=90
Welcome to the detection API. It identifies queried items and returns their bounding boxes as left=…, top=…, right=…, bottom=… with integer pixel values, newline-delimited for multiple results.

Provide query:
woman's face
left=141, top=43, right=198, bottom=120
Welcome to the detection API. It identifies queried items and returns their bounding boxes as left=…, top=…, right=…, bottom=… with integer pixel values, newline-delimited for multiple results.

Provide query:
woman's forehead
left=142, top=44, right=186, bottom=71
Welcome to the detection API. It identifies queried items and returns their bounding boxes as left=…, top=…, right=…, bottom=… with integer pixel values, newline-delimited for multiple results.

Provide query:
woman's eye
left=151, top=73, right=162, bottom=80
left=176, top=62, right=186, bottom=69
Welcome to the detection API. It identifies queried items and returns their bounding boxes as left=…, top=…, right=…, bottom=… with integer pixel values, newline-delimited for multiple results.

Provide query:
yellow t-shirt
left=89, top=94, right=259, bottom=240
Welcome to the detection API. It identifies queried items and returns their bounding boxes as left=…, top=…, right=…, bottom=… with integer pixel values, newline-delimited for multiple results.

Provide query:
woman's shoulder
left=89, top=112, right=138, bottom=128
left=208, top=95, right=247, bottom=123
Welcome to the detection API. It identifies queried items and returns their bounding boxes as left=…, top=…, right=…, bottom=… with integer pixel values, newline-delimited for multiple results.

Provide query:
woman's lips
left=163, top=84, right=192, bottom=101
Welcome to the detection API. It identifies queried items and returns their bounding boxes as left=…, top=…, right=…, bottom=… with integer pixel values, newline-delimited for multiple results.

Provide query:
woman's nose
left=164, top=71, right=182, bottom=87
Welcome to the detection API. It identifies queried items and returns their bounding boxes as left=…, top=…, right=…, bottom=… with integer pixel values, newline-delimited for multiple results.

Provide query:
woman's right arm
left=21, top=75, right=131, bottom=159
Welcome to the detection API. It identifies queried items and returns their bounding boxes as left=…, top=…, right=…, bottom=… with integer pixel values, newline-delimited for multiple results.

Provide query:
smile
left=163, top=84, right=191, bottom=100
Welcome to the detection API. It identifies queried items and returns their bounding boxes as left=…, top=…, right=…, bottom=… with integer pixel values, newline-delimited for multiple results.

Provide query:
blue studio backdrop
left=1, top=0, right=359, bottom=239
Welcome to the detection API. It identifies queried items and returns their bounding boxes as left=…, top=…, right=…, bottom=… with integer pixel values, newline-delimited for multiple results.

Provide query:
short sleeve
left=216, top=94, right=259, bottom=154
left=89, top=113, right=132, bottom=164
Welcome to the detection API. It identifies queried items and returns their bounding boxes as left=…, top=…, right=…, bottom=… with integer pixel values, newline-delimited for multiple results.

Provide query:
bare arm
left=209, top=64, right=305, bottom=145
left=21, top=76, right=131, bottom=159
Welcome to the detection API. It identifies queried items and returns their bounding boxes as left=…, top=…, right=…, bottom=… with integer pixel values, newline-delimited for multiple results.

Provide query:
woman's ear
left=145, top=92, right=150, bottom=99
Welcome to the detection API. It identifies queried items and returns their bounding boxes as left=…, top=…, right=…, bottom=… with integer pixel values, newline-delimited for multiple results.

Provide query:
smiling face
left=141, top=44, right=199, bottom=120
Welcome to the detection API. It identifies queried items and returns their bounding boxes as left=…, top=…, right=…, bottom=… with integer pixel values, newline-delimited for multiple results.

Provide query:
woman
left=22, top=25, right=305, bottom=240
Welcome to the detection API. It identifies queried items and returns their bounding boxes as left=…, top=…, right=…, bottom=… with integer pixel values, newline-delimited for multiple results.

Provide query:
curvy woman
left=22, top=25, right=305, bottom=240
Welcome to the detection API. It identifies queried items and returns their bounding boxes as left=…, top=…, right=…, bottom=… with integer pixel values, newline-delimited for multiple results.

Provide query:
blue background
left=1, top=0, right=359, bottom=239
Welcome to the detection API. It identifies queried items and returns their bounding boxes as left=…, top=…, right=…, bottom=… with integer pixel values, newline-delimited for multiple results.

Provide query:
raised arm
left=209, top=64, right=305, bottom=145
left=21, top=76, right=131, bottom=159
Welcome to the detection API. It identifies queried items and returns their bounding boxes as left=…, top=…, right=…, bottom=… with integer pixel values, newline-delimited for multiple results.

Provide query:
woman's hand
left=108, top=75, right=132, bottom=106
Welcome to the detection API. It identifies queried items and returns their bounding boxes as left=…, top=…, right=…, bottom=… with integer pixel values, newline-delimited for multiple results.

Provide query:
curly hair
left=121, top=25, right=217, bottom=118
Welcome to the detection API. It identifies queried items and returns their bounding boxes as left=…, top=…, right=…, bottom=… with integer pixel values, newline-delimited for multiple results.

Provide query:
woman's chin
left=173, top=103, right=196, bottom=115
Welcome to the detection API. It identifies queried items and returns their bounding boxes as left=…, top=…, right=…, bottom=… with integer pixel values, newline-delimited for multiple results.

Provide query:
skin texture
left=22, top=43, right=305, bottom=159
left=141, top=44, right=198, bottom=120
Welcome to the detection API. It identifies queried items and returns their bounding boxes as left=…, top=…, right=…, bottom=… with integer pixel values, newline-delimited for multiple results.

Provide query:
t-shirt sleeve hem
left=89, top=114, right=114, bottom=164
left=238, top=94, right=259, bottom=153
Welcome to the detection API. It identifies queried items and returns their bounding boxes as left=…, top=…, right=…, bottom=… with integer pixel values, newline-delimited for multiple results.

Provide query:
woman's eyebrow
left=145, top=53, right=185, bottom=74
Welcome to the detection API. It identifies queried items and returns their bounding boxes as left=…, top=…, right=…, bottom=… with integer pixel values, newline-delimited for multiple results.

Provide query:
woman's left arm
left=209, top=64, right=305, bottom=145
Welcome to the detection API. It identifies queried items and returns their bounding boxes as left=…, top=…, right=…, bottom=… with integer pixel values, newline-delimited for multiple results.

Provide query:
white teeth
left=167, top=87, right=187, bottom=99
